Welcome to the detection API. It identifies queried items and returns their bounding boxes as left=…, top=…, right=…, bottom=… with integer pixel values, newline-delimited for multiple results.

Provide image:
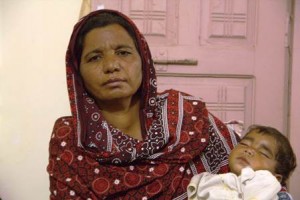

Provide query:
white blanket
left=187, top=167, right=281, bottom=200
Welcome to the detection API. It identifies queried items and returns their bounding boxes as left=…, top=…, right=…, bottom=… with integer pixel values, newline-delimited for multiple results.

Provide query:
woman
left=47, top=9, right=239, bottom=199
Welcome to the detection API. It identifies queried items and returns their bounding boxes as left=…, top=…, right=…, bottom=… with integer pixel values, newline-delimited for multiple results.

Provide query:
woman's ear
left=275, top=174, right=283, bottom=183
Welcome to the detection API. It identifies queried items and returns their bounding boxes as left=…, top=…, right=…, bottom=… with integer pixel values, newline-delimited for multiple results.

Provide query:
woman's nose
left=103, top=56, right=120, bottom=73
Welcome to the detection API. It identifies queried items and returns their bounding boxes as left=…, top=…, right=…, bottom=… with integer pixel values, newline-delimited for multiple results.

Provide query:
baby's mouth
left=237, top=157, right=250, bottom=166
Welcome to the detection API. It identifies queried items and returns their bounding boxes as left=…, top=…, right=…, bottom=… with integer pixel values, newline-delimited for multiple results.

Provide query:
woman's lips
left=103, top=78, right=126, bottom=86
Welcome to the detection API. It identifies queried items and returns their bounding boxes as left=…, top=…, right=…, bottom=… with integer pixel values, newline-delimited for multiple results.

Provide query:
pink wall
left=288, top=0, right=300, bottom=198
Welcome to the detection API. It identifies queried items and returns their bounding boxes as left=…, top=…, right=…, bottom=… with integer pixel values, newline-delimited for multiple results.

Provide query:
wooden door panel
left=91, top=0, right=289, bottom=135
left=157, top=75, right=253, bottom=135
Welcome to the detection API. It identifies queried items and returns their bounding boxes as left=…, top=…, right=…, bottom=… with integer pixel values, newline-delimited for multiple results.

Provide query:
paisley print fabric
left=47, top=9, right=239, bottom=199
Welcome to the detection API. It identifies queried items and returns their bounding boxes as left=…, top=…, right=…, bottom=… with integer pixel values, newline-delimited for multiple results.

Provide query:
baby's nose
left=244, top=148, right=255, bottom=157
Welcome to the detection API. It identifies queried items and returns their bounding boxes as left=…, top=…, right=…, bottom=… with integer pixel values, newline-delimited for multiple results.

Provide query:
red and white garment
left=47, top=9, right=239, bottom=200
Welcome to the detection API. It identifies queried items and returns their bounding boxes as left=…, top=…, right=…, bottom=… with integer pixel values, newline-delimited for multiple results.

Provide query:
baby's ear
left=275, top=174, right=283, bottom=183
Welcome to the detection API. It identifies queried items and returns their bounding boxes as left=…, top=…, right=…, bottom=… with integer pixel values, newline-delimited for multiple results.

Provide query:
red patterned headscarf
left=47, top=9, right=239, bottom=199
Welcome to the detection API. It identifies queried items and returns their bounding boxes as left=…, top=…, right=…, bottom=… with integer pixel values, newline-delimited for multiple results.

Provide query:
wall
left=0, top=1, right=81, bottom=199
left=289, top=0, right=300, bottom=198
left=0, top=0, right=299, bottom=199
left=0, top=0, right=3, bottom=112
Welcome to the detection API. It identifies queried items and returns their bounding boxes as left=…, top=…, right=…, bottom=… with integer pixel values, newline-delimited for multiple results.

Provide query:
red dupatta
left=47, top=9, right=239, bottom=199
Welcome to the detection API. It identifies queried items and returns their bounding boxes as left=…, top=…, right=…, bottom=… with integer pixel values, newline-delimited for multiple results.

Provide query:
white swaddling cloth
left=187, top=167, right=281, bottom=200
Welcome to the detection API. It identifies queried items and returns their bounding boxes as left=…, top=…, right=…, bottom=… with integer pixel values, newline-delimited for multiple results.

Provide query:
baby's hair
left=245, top=125, right=297, bottom=186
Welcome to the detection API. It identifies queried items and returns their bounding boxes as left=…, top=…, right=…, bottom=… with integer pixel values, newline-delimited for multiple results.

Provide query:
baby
left=187, top=125, right=297, bottom=200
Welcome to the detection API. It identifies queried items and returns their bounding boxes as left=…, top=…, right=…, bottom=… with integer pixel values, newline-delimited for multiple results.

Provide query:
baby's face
left=229, top=130, right=278, bottom=176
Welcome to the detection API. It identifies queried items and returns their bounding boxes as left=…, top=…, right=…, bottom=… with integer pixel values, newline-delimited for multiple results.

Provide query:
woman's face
left=80, top=24, right=142, bottom=103
left=229, top=130, right=278, bottom=176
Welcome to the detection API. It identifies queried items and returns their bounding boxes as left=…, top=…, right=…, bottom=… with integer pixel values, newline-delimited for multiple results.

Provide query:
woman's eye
left=117, top=50, right=131, bottom=56
left=87, top=55, right=101, bottom=62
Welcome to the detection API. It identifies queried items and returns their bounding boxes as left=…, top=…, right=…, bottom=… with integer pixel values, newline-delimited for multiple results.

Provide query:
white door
left=91, top=0, right=290, bottom=136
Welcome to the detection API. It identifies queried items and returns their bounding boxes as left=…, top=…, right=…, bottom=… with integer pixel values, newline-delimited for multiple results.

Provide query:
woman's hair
left=75, top=12, right=139, bottom=64
left=245, top=125, right=297, bottom=186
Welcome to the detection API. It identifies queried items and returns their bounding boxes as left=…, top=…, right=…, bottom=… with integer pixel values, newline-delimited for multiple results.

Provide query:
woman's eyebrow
left=84, top=45, right=133, bottom=55
left=82, top=49, right=102, bottom=59
left=114, top=44, right=134, bottom=50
